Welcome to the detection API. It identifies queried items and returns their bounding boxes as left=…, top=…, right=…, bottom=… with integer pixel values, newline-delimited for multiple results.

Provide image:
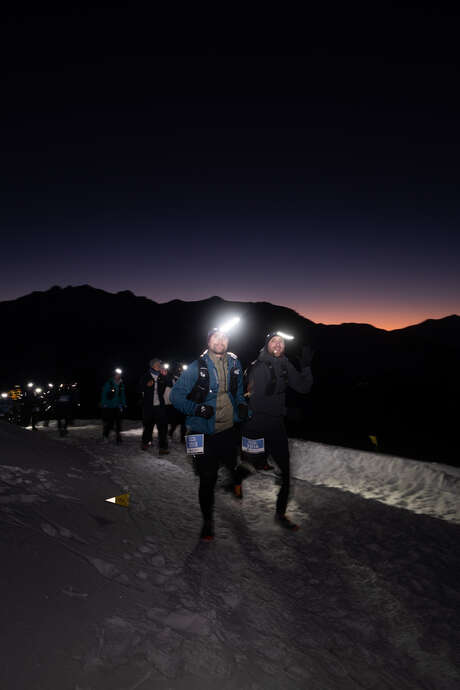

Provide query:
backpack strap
left=264, top=360, right=288, bottom=396
left=229, top=357, right=241, bottom=398
left=186, top=356, right=210, bottom=403
left=264, top=361, right=277, bottom=396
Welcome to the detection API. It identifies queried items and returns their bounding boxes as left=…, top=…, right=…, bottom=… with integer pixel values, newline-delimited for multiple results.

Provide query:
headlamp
left=217, top=316, right=240, bottom=334
left=276, top=331, right=294, bottom=340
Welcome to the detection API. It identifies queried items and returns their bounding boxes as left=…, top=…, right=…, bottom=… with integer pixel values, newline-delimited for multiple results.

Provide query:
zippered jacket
left=247, top=349, right=313, bottom=418
left=101, top=379, right=127, bottom=408
left=170, top=351, right=246, bottom=434
left=139, top=371, right=172, bottom=412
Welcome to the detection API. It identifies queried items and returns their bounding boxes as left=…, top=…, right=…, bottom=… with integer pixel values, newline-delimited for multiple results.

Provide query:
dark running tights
left=194, top=427, right=243, bottom=521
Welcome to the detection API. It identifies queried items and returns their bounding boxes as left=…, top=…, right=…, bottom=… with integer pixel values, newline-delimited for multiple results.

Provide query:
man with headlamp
left=140, top=358, right=171, bottom=454
left=243, top=331, right=313, bottom=530
left=170, top=317, right=248, bottom=541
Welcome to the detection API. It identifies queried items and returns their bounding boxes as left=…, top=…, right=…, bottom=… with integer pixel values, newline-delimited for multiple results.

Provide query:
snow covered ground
left=1, top=419, right=459, bottom=690
left=289, top=440, right=460, bottom=526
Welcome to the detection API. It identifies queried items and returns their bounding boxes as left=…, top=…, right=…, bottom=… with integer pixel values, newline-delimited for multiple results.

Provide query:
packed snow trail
left=1, top=420, right=459, bottom=690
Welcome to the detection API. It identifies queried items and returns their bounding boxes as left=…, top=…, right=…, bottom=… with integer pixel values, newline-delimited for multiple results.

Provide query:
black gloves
left=238, top=403, right=249, bottom=421
left=300, top=344, right=314, bottom=368
left=195, top=404, right=214, bottom=419
left=195, top=404, right=248, bottom=420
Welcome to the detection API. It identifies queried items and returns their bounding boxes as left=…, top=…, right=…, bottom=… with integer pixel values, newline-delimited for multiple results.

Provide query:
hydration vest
left=187, top=353, right=240, bottom=403
left=245, top=359, right=288, bottom=396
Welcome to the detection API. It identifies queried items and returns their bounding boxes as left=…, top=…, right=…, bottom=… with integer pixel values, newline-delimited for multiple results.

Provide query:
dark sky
left=1, top=4, right=459, bottom=329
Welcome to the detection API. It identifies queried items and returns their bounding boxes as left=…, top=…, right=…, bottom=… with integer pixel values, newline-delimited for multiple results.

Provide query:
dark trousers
left=103, top=408, right=122, bottom=438
left=168, top=404, right=186, bottom=441
left=264, top=435, right=290, bottom=515
left=243, top=417, right=291, bottom=515
left=57, top=403, right=72, bottom=434
left=142, top=406, right=168, bottom=448
left=193, top=426, right=245, bottom=521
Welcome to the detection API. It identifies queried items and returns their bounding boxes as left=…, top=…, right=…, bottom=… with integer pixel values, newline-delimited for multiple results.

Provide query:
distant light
left=1, top=393, right=7, bottom=399
left=27, top=382, right=34, bottom=388
left=163, top=363, right=170, bottom=369
left=276, top=331, right=294, bottom=340
left=182, top=364, right=188, bottom=371
left=115, top=368, right=122, bottom=375
left=35, top=388, right=43, bottom=394
left=217, top=316, right=241, bottom=334
left=48, top=383, right=54, bottom=388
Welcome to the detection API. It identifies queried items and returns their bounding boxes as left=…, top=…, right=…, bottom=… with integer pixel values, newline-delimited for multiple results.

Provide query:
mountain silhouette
left=1, top=285, right=459, bottom=464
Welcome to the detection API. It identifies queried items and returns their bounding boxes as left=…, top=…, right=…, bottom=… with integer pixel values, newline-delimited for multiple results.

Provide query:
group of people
left=171, top=327, right=313, bottom=540
left=100, top=326, right=313, bottom=541
left=6, top=383, right=80, bottom=435
left=100, top=362, right=185, bottom=447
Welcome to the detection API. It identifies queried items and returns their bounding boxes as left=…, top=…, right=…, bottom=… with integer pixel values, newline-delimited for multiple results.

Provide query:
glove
left=195, top=404, right=214, bottom=419
left=238, top=403, right=249, bottom=421
left=300, top=344, right=314, bottom=368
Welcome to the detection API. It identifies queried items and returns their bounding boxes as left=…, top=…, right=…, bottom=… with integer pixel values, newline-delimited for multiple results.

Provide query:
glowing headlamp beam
left=276, top=331, right=294, bottom=340
left=217, top=316, right=241, bottom=334
left=115, top=368, right=122, bottom=375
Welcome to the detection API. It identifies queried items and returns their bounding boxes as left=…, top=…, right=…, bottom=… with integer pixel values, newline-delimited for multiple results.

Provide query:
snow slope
left=1, top=420, right=459, bottom=690
left=290, top=440, right=460, bottom=525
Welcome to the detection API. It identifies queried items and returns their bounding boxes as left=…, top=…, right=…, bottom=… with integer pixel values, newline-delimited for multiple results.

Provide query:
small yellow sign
left=105, top=493, right=130, bottom=507
left=369, top=435, right=378, bottom=447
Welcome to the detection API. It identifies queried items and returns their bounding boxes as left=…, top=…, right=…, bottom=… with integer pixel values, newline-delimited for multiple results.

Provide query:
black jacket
left=246, top=349, right=313, bottom=421
left=139, top=371, right=171, bottom=412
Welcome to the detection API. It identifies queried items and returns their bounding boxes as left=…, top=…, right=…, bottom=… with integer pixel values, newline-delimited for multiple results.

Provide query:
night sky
left=1, top=5, right=459, bottom=330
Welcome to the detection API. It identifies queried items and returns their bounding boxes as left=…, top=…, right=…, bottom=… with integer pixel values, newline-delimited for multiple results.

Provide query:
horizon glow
left=0, top=282, right=458, bottom=331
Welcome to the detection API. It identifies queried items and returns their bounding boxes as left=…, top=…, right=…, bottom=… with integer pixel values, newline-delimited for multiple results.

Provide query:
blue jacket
left=170, top=351, right=247, bottom=434
left=101, top=379, right=127, bottom=409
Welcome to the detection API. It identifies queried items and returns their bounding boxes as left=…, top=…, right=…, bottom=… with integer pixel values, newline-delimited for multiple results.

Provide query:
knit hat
left=149, top=358, right=161, bottom=368
left=207, top=327, right=227, bottom=342
left=265, top=332, right=281, bottom=347
left=264, top=331, right=294, bottom=350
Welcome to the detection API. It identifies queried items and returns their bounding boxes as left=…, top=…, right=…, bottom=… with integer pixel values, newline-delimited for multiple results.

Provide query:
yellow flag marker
left=105, top=493, right=130, bottom=507
left=369, top=435, right=378, bottom=448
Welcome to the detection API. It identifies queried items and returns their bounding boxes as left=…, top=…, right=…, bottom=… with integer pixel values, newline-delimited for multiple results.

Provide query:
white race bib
left=242, top=437, right=265, bottom=454
left=186, top=434, right=204, bottom=454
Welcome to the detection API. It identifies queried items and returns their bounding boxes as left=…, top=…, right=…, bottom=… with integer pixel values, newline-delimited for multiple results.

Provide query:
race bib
left=242, top=437, right=265, bottom=454
left=186, top=434, right=204, bottom=454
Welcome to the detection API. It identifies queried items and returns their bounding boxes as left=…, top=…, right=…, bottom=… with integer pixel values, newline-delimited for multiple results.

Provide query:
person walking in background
left=168, top=364, right=187, bottom=443
left=170, top=324, right=249, bottom=541
left=55, top=382, right=78, bottom=437
left=139, top=358, right=171, bottom=455
left=21, top=383, right=39, bottom=430
left=242, top=331, right=313, bottom=531
left=101, top=369, right=126, bottom=444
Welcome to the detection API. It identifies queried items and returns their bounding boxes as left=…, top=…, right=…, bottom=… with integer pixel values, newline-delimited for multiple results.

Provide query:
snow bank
left=290, top=439, right=460, bottom=524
